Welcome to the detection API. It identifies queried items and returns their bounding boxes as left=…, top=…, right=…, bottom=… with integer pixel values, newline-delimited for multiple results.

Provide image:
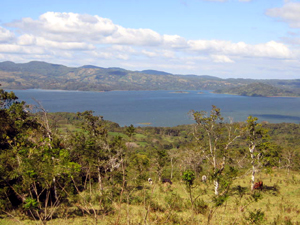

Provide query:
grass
left=108, top=132, right=128, bottom=138
left=136, top=141, right=148, bottom=147
left=1, top=169, right=300, bottom=224
left=134, top=134, right=147, bottom=139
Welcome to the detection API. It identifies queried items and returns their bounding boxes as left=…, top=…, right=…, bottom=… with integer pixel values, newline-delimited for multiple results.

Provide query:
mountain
left=183, top=74, right=222, bottom=80
left=0, top=61, right=235, bottom=91
left=0, top=61, right=299, bottom=96
left=80, top=65, right=104, bottom=69
left=140, top=70, right=173, bottom=76
left=214, top=82, right=296, bottom=97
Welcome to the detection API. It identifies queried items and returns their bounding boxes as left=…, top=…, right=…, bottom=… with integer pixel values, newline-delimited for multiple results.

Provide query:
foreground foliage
left=0, top=88, right=300, bottom=224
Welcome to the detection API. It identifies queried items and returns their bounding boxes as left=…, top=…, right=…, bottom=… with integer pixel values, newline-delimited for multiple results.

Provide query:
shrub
left=193, top=198, right=208, bottom=215
left=165, top=192, right=184, bottom=212
left=244, top=209, right=265, bottom=224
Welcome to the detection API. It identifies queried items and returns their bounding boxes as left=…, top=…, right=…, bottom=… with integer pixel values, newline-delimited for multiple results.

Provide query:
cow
left=202, top=175, right=207, bottom=183
left=148, top=178, right=153, bottom=185
left=253, top=181, right=263, bottom=190
left=162, top=178, right=172, bottom=185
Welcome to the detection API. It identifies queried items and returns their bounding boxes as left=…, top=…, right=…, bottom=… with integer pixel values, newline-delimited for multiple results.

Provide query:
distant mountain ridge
left=0, top=61, right=299, bottom=96
left=140, top=70, right=173, bottom=76
left=214, top=82, right=295, bottom=97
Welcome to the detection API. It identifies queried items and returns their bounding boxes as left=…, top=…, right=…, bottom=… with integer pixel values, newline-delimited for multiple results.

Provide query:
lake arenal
left=10, top=89, right=300, bottom=127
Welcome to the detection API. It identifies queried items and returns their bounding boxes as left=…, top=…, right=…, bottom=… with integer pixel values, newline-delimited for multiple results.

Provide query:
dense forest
left=1, top=87, right=300, bottom=224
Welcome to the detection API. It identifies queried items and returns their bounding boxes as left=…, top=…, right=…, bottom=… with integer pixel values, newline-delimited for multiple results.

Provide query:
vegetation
left=0, top=88, right=300, bottom=224
left=1, top=61, right=300, bottom=96
left=214, top=82, right=298, bottom=97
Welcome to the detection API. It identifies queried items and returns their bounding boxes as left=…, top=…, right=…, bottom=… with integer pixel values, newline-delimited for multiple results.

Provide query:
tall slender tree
left=192, top=106, right=241, bottom=195
left=244, top=116, right=269, bottom=191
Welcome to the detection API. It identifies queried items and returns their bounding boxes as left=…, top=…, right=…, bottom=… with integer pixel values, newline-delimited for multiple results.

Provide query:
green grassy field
left=1, top=169, right=299, bottom=225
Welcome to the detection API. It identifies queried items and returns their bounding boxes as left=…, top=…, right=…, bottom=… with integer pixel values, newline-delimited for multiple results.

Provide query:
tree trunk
left=250, top=145, right=256, bottom=191
left=170, top=158, right=173, bottom=179
left=98, top=167, right=103, bottom=193
left=214, top=180, right=219, bottom=195
left=53, top=177, right=58, bottom=201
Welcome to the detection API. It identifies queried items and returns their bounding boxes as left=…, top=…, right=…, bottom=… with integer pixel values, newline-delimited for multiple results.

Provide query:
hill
left=214, top=82, right=296, bottom=97
left=0, top=61, right=300, bottom=96
left=0, top=61, right=233, bottom=91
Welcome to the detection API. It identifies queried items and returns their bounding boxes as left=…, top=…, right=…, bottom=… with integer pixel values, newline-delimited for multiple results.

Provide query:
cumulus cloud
left=162, top=35, right=187, bottom=48
left=141, top=50, right=157, bottom=57
left=7, top=11, right=291, bottom=61
left=211, top=55, right=234, bottom=63
left=8, top=12, right=163, bottom=46
left=0, top=27, right=15, bottom=43
left=266, top=2, right=300, bottom=28
left=187, top=40, right=292, bottom=59
left=0, top=44, right=45, bottom=54
left=0, top=11, right=298, bottom=78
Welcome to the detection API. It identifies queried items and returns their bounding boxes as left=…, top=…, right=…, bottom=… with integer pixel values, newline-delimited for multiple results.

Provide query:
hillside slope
left=0, top=61, right=299, bottom=95
left=214, top=82, right=296, bottom=97
left=0, top=61, right=234, bottom=91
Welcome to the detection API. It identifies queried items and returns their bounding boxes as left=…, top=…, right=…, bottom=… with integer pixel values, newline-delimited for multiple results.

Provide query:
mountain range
left=0, top=61, right=299, bottom=96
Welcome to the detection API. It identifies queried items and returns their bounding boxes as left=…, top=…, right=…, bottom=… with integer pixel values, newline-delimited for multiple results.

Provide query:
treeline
left=0, top=88, right=300, bottom=224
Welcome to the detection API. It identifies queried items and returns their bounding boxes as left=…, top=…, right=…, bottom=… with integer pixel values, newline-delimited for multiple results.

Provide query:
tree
left=153, top=148, right=168, bottom=182
left=130, top=153, right=150, bottom=184
left=0, top=87, right=81, bottom=223
left=191, top=105, right=241, bottom=195
left=182, top=170, right=196, bottom=209
left=244, top=116, right=269, bottom=191
left=125, top=124, right=136, bottom=138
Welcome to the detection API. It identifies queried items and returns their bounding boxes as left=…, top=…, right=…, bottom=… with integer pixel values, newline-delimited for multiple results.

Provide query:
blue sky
left=1, top=0, right=300, bottom=79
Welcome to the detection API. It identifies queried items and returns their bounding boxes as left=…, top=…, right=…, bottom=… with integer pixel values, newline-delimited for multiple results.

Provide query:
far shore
left=137, top=122, right=151, bottom=125
left=6, top=88, right=300, bottom=98
left=214, top=91, right=299, bottom=98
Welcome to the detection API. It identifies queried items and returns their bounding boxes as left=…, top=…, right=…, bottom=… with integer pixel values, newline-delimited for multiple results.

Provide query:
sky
left=0, top=0, right=300, bottom=79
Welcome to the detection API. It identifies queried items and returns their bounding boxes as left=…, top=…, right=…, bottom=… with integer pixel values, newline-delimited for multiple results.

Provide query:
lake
left=9, top=89, right=300, bottom=127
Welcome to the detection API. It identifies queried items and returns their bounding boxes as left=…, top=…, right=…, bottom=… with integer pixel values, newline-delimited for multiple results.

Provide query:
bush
left=193, top=198, right=208, bottom=215
left=165, top=193, right=184, bottom=212
left=212, top=194, right=228, bottom=207
left=244, top=209, right=265, bottom=224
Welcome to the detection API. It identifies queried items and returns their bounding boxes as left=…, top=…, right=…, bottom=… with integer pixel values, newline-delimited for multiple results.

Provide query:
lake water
left=9, top=89, right=300, bottom=127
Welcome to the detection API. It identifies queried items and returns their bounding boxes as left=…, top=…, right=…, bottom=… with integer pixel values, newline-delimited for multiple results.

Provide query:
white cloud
left=104, top=26, right=162, bottom=45
left=188, top=40, right=292, bottom=59
left=1, top=11, right=299, bottom=79
left=162, top=35, right=187, bottom=48
left=17, top=34, right=36, bottom=46
left=141, top=50, right=157, bottom=57
left=0, top=27, right=15, bottom=43
left=111, top=45, right=136, bottom=53
left=211, top=55, right=234, bottom=63
left=8, top=12, right=163, bottom=46
left=0, top=44, right=45, bottom=54
left=266, top=2, right=300, bottom=28
left=8, top=11, right=291, bottom=61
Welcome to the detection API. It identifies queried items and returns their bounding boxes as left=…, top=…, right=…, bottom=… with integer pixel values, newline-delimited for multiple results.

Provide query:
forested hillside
left=214, top=82, right=297, bottom=97
left=1, top=88, right=300, bottom=224
left=0, top=61, right=230, bottom=91
left=1, top=61, right=300, bottom=96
